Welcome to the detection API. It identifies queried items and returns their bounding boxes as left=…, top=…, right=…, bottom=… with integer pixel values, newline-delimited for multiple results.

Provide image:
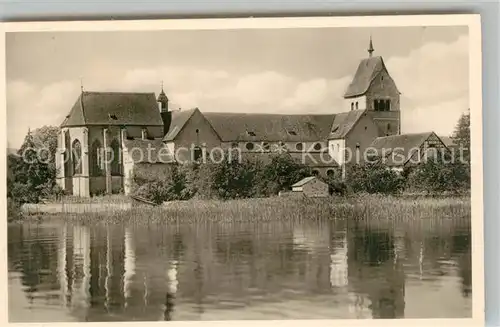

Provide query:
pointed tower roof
left=368, top=35, right=374, bottom=57
left=157, top=81, right=169, bottom=103
left=344, top=56, right=386, bottom=98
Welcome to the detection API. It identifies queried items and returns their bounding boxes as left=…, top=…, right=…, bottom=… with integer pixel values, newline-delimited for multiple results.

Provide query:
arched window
left=110, top=139, right=122, bottom=176
left=351, top=103, right=354, bottom=111
left=63, top=131, right=72, bottom=177
left=245, top=142, right=254, bottom=151
left=72, top=139, right=82, bottom=175
left=90, top=139, right=102, bottom=176
left=355, top=102, right=359, bottom=110
left=295, top=143, right=304, bottom=151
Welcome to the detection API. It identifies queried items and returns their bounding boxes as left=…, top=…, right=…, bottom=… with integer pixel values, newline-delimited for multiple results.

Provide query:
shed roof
left=292, top=176, right=322, bottom=187
left=61, top=91, right=163, bottom=127
left=344, top=56, right=387, bottom=98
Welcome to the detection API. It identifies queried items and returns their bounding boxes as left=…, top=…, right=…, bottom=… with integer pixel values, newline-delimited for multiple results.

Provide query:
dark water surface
left=8, top=218, right=471, bottom=321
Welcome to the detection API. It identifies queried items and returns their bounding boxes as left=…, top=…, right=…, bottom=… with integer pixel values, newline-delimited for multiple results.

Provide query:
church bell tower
left=343, top=36, right=401, bottom=136
left=157, top=82, right=172, bottom=136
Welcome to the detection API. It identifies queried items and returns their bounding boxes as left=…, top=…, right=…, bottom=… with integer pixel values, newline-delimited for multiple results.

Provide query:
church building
left=56, top=39, right=447, bottom=197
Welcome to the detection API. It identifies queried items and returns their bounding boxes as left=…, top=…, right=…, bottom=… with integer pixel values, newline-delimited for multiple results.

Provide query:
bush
left=7, top=198, right=23, bottom=222
left=254, top=154, right=312, bottom=196
left=132, top=153, right=314, bottom=202
left=133, top=164, right=188, bottom=204
left=347, top=162, right=405, bottom=195
left=405, top=155, right=470, bottom=194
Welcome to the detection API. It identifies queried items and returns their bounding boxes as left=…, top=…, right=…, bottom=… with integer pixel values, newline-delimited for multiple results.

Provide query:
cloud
left=7, top=34, right=469, bottom=148
left=7, top=80, right=80, bottom=148
left=388, top=34, right=469, bottom=106
left=387, top=34, right=469, bottom=136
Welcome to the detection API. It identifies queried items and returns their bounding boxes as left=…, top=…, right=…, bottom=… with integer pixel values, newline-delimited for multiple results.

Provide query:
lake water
left=8, top=217, right=471, bottom=321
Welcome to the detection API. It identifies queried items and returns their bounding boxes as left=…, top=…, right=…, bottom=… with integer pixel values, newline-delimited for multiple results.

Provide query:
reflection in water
left=72, top=225, right=91, bottom=311
left=8, top=218, right=472, bottom=322
left=57, top=224, right=68, bottom=306
left=124, top=227, right=135, bottom=308
left=105, top=225, right=112, bottom=312
left=164, top=260, right=178, bottom=321
left=347, top=224, right=405, bottom=319
left=329, top=231, right=348, bottom=288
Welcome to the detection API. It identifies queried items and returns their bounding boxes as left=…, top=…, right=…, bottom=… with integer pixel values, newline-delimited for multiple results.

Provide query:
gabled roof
left=202, top=112, right=335, bottom=142
left=292, top=176, right=320, bottom=187
left=163, top=108, right=198, bottom=142
left=61, top=92, right=164, bottom=127
left=439, top=136, right=457, bottom=148
left=329, top=109, right=366, bottom=139
left=369, top=132, right=436, bottom=166
left=344, top=56, right=387, bottom=98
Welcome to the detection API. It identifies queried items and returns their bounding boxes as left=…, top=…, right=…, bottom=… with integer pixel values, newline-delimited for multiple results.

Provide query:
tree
left=255, top=154, right=312, bottom=196
left=8, top=129, right=61, bottom=204
left=347, top=162, right=405, bottom=195
left=406, top=153, right=470, bottom=194
left=451, top=110, right=470, bottom=163
left=31, top=126, right=60, bottom=162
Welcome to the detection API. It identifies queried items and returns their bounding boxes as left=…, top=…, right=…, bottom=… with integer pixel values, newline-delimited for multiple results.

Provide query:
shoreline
left=13, top=194, right=471, bottom=225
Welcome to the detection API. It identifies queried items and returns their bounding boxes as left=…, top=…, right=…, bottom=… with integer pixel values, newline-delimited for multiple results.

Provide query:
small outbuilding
left=291, top=176, right=329, bottom=198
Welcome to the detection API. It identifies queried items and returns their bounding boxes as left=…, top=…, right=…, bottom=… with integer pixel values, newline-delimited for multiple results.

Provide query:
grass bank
left=23, top=194, right=470, bottom=225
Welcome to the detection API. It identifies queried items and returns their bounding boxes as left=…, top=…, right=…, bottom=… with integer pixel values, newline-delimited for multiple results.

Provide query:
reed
left=35, top=194, right=470, bottom=225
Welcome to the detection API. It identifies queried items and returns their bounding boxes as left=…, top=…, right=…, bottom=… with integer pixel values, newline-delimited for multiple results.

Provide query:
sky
left=6, top=25, right=469, bottom=148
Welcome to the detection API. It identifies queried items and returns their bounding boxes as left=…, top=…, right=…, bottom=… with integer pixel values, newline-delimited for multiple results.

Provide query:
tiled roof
left=61, top=92, right=164, bottom=127
left=369, top=132, right=434, bottom=166
left=202, top=112, right=336, bottom=142
left=439, top=136, right=456, bottom=148
left=344, top=56, right=386, bottom=98
left=292, top=176, right=319, bottom=187
left=329, top=109, right=367, bottom=139
left=163, top=108, right=198, bottom=142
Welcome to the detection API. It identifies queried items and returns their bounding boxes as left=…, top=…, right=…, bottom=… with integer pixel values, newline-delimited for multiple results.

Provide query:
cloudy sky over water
left=6, top=25, right=469, bottom=148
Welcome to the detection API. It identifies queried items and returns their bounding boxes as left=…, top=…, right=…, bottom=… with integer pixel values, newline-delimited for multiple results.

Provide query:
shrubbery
left=132, top=149, right=471, bottom=204
left=8, top=128, right=61, bottom=205
left=346, top=162, right=406, bottom=195
left=405, top=156, right=470, bottom=194
left=132, top=153, right=315, bottom=203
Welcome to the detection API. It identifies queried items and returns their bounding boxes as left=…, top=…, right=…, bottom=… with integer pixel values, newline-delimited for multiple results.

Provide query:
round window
left=246, top=142, right=254, bottom=151
left=312, top=170, right=319, bottom=176
left=327, top=169, right=335, bottom=177
left=313, top=143, right=322, bottom=151
left=295, top=143, right=304, bottom=151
